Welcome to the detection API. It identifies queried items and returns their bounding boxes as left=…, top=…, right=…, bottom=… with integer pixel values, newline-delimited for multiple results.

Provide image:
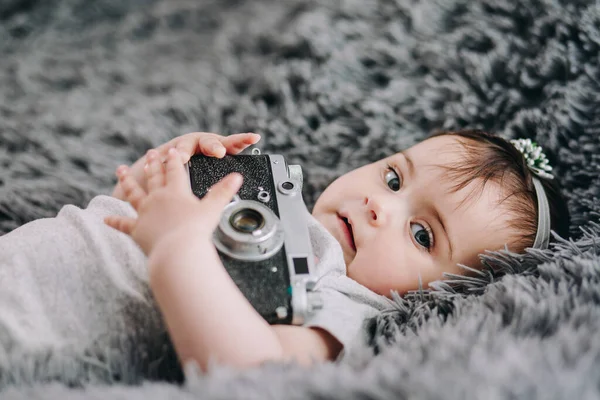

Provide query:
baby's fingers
left=204, top=173, right=243, bottom=211
left=219, top=133, right=261, bottom=155
left=145, top=150, right=166, bottom=192
left=170, top=132, right=224, bottom=162
left=164, top=148, right=191, bottom=192
left=175, top=132, right=260, bottom=161
left=116, top=165, right=146, bottom=210
left=104, top=215, right=136, bottom=236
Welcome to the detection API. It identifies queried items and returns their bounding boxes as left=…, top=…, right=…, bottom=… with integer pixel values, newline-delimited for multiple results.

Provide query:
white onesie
left=0, top=195, right=394, bottom=362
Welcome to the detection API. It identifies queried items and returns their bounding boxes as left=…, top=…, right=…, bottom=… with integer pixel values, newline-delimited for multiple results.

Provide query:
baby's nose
left=364, top=196, right=387, bottom=226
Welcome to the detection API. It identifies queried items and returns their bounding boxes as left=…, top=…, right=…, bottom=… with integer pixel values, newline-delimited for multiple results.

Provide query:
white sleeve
left=0, top=195, right=159, bottom=353
left=303, top=285, right=380, bottom=358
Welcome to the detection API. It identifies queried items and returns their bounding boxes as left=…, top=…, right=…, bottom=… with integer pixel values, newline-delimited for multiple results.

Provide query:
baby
left=0, top=129, right=569, bottom=377
left=104, top=129, right=569, bottom=370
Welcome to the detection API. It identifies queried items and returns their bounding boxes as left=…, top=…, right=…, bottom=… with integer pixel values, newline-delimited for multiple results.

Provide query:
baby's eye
left=384, top=164, right=401, bottom=191
left=411, top=222, right=433, bottom=250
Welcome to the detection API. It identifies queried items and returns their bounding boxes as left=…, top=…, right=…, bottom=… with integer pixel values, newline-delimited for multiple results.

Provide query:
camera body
left=186, top=150, right=321, bottom=325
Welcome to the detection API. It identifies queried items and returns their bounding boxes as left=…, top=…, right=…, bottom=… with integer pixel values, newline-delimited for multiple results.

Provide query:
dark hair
left=429, top=129, right=570, bottom=253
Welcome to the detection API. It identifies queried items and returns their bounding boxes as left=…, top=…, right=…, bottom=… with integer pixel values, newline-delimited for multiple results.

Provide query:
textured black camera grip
left=188, top=154, right=292, bottom=324
left=188, top=154, right=279, bottom=215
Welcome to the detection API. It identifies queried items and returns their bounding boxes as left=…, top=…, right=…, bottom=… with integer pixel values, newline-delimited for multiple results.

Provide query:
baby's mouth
left=341, top=217, right=356, bottom=251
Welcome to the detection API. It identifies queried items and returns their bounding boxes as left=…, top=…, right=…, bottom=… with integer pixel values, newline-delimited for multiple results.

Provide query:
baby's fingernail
left=116, top=165, right=127, bottom=176
left=168, top=147, right=177, bottom=156
left=212, top=144, right=223, bottom=152
left=229, top=173, right=242, bottom=186
left=146, top=149, right=159, bottom=160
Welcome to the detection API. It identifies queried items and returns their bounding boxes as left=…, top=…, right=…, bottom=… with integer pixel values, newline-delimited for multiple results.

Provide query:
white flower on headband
left=510, top=138, right=554, bottom=180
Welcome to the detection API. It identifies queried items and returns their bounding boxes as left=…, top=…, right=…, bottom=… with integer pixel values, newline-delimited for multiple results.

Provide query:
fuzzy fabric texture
left=1, top=0, right=600, bottom=398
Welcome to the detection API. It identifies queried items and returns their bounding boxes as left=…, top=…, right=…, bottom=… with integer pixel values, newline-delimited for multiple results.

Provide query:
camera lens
left=230, top=208, right=265, bottom=233
left=215, top=200, right=284, bottom=261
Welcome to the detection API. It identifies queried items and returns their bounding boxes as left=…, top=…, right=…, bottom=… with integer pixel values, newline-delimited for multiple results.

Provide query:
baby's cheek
left=348, top=247, right=406, bottom=296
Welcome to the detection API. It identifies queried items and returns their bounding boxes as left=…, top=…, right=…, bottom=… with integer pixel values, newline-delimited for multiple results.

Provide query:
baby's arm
left=111, top=132, right=260, bottom=201
left=105, top=149, right=342, bottom=370
left=149, top=230, right=342, bottom=369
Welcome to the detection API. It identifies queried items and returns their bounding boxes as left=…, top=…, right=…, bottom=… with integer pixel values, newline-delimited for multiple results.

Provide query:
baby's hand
left=112, top=132, right=260, bottom=201
left=104, top=148, right=242, bottom=256
left=155, top=131, right=261, bottom=164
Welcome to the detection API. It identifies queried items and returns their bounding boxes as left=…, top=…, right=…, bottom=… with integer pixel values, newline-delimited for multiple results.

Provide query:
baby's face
left=312, top=135, right=514, bottom=296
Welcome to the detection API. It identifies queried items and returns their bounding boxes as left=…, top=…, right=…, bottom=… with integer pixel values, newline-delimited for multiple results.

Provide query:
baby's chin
left=330, top=228, right=353, bottom=270
left=313, top=212, right=352, bottom=269
left=330, top=236, right=352, bottom=273
left=341, top=252, right=352, bottom=272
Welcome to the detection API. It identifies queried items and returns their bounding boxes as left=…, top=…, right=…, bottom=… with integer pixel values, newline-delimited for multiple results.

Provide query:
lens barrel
left=213, top=199, right=285, bottom=261
left=230, top=209, right=265, bottom=233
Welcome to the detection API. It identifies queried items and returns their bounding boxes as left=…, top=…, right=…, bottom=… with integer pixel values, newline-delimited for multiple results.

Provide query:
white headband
left=510, top=139, right=553, bottom=250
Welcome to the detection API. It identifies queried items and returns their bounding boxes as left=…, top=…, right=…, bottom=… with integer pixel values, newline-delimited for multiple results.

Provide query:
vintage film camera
left=186, top=149, right=321, bottom=325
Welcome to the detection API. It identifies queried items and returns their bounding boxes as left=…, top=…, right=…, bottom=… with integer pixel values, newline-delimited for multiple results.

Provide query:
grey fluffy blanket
left=1, top=0, right=599, bottom=398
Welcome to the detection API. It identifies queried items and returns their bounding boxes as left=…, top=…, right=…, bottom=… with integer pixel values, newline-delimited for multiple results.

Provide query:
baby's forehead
left=398, top=140, right=513, bottom=209
left=405, top=135, right=469, bottom=161
left=437, top=178, right=516, bottom=252
left=377, top=138, right=468, bottom=179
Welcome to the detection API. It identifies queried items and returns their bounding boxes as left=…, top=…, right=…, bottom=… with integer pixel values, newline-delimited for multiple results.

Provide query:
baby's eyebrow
left=400, top=152, right=415, bottom=179
left=430, top=204, right=454, bottom=260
